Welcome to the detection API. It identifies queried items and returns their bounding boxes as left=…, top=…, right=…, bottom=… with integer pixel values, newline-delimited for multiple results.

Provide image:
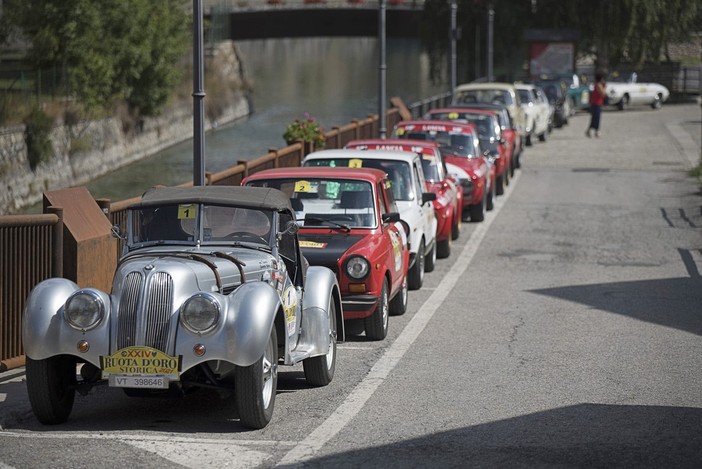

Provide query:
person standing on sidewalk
left=586, top=73, right=606, bottom=138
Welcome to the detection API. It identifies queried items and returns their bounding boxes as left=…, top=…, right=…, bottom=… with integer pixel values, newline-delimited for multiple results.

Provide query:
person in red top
left=586, top=73, right=606, bottom=138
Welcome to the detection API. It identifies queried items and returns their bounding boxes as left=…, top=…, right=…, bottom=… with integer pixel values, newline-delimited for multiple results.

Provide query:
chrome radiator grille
left=117, top=271, right=174, bottom=352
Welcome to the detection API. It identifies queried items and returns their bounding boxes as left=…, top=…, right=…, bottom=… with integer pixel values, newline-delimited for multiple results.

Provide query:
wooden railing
left=0, top=94, right=448, bottom=369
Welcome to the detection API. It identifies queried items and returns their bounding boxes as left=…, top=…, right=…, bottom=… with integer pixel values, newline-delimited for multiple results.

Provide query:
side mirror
left=111, top=224, right=125, bottom=240
left=382, top=212, right=401, bottom=224
left=278, top=220, right=299, bottom=240
left=421, top=192, right=437, bottom=204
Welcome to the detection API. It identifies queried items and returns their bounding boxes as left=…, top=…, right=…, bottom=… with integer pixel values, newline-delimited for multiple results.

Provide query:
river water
left=77, top=37, right=447, bottom=203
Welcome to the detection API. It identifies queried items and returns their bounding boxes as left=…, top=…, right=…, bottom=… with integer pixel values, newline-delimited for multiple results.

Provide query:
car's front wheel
left=304, top=299, right=337, bottom=385
left=407, top=239, right=425, bottom=290
left=235, top=326, right=278, bottom=429
left=365, top=280, right=389, bottom=340
left=651, top=94, right=663, bottom=109
left=389, top=277, right=408, bottom=316
left=26, top=355, right=76, bottom=425
left=618, top=94, right=629, bottom=111
left=424, top=239, right=436, bottom=272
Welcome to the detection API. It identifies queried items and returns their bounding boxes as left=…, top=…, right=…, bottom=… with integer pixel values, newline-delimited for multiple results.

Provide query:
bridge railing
left=0, top=93, right=445, bottom=369
left=205, top=0, right=425, bottom=12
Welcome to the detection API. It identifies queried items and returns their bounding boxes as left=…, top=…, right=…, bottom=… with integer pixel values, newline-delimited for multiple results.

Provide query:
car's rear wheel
left=424, top=240, right=436, bottom=272
left=235, top=326, right=277, bottom=429
left=389, top=277, right=408, bottom=316
left=304, top=299, right=337, bottom=385
left=651, top=94, right=662, bottom=109
left=26, top=356, right=76, bottom=425
left=469, top=193, right=486, bottom=222
left=618, top=94, right=629, bottom=111
left=407, top=239, right=425, bottom=290
left=495, top=173, right=505, bottom=196
left=486, top=180, right=496, bottom=211
left=437, top=236, right=451, bottom=259
left=365, top=280, right=389, bottom=340
left=538, top=131, right=547, bottom=142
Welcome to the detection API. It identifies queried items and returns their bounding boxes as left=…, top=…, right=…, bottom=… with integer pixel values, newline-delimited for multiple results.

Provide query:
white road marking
left=277, top=171, right=521, bottom=467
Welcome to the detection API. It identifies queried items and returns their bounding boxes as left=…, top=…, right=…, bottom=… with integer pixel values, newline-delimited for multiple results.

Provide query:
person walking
left=586, top=73, right=606, bottom=138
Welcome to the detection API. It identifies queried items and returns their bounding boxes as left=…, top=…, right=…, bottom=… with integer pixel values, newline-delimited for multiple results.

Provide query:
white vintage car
left=22, top=186, right=343, bottom=429
left=606, top=72, right=670, bottom=110
left=303, top=149, right=437, bottom=291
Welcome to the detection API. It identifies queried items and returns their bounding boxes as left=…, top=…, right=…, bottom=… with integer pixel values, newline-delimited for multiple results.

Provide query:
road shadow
left=293, top=404, right=702, bottom=468
left=529, top=275, right=702, bottom=336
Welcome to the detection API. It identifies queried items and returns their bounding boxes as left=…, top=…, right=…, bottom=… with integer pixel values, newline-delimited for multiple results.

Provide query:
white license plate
left=108, top=375, right=169, bottom=389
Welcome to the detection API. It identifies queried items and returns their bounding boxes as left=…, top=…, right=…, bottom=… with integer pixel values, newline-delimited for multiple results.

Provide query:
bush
left=283, top=113, right=326, bottom=148
left=24, top=107, right=54, bottom=170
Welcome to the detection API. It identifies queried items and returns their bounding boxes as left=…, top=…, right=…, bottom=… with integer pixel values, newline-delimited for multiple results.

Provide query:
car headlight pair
left=345, top=255, right=370, bottom=280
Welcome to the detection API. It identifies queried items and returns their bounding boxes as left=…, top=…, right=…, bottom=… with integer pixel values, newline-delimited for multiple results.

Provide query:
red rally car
left=344, top=138, right=463, bottom=259
left=243, top=167, right=409, bottom=341
left=425, top=108, right=512, bottom=196
left=392, top=120, right=495, bottom=223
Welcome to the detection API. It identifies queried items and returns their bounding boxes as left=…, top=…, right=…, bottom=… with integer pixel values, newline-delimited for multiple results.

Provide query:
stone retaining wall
left=0, top=41, right=250, bottom=215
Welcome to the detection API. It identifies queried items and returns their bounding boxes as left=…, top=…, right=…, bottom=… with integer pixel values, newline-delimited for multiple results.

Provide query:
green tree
left=1, top=0, right=189, bottom=116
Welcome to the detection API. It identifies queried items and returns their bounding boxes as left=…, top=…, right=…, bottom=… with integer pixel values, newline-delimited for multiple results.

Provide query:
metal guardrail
left=0, top=94, right=446, bottom=369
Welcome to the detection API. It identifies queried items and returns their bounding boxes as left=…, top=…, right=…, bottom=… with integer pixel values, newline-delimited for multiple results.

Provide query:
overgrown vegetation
left=24, top=107, right=53, bottom=169
left=0, top=0, right=190, bottom=119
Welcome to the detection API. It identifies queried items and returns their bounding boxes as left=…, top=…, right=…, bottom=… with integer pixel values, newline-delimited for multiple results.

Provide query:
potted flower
left=283, top=113, right=326, bottom=150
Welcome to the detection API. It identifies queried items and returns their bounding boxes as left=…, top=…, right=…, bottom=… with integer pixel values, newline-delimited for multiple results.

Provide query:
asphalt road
left=1, top=102, right=701, bottom=468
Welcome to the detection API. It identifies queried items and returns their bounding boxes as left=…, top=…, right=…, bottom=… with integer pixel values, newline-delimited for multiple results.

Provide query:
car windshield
left=517, top=89, right=533, bottom=103
left=455, top=89, right=514, bottom=106
left=129, top=203, right=273, bottom=246
left=247, top=178, right=377, bottom=229
left=305, top=159, right=414, bottom=202
left=420, top=154, right=441, bottom=182
left=396, top=130, right=479, bottom=159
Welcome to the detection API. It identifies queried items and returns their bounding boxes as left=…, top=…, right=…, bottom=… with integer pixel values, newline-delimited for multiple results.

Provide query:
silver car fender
left=22, top=278, right=112, bottom=365
left=299, top=266, right=344, bottom=358
left=177, top=281, right=281, bottom=371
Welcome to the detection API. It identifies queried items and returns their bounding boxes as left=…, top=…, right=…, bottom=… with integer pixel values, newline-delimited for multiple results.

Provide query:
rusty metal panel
left=0, top=214, right=58, bottom=364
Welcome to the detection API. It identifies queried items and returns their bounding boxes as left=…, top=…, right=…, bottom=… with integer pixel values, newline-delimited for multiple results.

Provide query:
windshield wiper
left=302, top=217, right=351, bottom=232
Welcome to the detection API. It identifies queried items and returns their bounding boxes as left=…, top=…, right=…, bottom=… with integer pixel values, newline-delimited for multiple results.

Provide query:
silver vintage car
left=22, top=185, right=343, bottom=429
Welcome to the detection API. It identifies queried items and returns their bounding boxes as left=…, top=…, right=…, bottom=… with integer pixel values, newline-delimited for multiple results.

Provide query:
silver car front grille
left=117, top=271, right=174, bottom=352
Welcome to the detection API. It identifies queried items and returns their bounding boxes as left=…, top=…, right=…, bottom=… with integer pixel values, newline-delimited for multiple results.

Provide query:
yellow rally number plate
left=100, top=346, right=181, bottom=381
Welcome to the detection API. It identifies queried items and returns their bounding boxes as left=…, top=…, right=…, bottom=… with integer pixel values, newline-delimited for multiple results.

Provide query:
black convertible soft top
left=132, top=185, right=293, bottom=212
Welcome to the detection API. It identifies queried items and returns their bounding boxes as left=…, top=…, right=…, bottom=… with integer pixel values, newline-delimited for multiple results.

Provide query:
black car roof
left=132, top=185, right=293, bottom=212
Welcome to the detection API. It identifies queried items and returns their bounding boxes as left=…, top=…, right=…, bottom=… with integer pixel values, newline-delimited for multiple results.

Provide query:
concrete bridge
left=204, top=0, right=426, bottom=39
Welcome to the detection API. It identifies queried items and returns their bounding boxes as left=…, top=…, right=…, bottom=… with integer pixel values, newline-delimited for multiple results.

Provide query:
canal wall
left=0, top=41, right=251, bottom=215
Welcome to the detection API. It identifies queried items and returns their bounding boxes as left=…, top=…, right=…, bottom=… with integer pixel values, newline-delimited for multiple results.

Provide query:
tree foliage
left=0, top=0, right=190, bottom=116
left=421, top=0, right=700, bottom=81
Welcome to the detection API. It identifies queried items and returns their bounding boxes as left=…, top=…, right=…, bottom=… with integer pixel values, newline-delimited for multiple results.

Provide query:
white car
left=303, top=149, right=437, bottom=290
left=606, top=72, right=670, bottom=110
left=514, top=83, right=550, bottom=145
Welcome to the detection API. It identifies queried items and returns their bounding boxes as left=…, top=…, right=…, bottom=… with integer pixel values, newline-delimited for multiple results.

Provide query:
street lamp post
left=487, top=2, right=494, bottom=82
left=193, top=0, right=206, bottom=186
left=450, top=0, right=457, bottom=94
left=378, top=0, right=387, bottom=139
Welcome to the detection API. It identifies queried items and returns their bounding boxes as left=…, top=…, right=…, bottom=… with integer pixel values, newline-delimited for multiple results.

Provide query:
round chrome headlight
left=345, top=255, right=370, bottom=280
left=64, top=290, right=104, bottom=331
left=181, top=294, right=220, bottom=334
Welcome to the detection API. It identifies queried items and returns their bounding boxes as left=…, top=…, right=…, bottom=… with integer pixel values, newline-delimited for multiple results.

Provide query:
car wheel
left=26, top=356, right=76, bottom=425
left=504, top=161, right=510, bottom=186
left=538, top=131, right=546, bottom=142
left=525, top=134, right=532, bottom=146
left=304, top=298, right=337, bottom=385
left=486, top=179, right=496, bottom=211
left=437, top=235, right=451, bottom=259
left=235, top=326, right=277, bottom=429
left=424, top=239, right=436, bottom=272
left=618, top=94, right=629, bottom=111
left=469, top=192, right=486, bottom=223
left=407, top=239, right=425, bottom=290
left=364, top=280, right=389, bottom=340
left=495, top=173, right=505, bottom=196
left=651, top=94, right=662, bottom=109
left=389, top=277, right=408, bottom=316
